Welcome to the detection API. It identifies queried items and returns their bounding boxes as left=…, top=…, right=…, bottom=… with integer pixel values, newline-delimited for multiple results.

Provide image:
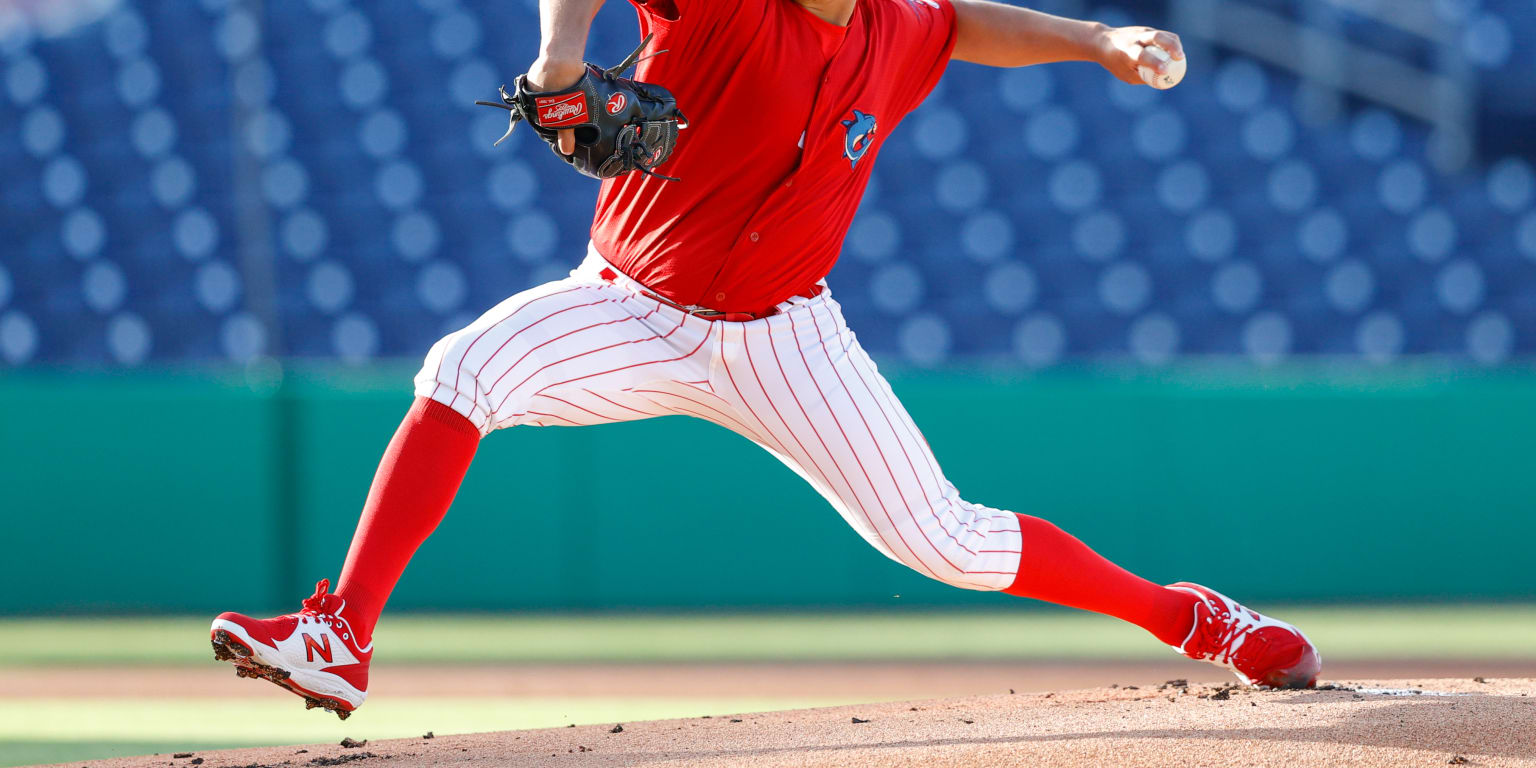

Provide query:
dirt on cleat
left=212, top=628, right=349, bottom=720
left=212, top=630, right=252, bottom=657
left=301, top=697, right=351, bottom=720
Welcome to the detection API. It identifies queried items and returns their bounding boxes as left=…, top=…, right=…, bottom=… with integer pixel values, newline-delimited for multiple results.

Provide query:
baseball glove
left=475, top=34, right=688, bottom=181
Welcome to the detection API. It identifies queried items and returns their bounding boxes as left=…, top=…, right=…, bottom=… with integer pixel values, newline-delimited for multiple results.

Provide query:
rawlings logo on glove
left=475, top=34, right=689, bottom=181
left=535, top=94, right=590, bottom=126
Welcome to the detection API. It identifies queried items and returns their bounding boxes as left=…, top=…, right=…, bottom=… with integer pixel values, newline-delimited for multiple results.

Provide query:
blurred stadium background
left=1, top=0, right=1533, bottom=765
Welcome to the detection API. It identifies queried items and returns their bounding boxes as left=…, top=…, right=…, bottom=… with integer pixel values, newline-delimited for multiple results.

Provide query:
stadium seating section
left=1, top=0, right=1531, bottom=367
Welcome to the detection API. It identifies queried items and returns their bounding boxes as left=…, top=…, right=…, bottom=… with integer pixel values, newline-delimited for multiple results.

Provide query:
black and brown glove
left=475, top=34, right=688, bottom=181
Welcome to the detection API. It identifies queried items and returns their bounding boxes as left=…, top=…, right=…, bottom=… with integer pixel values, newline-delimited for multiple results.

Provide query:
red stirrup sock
left=1004, top=514, right=1198, bottom=646
left=335, top=397, right=481, bottom=644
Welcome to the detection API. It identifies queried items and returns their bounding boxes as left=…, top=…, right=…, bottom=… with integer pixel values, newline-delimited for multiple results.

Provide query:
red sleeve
left=626, top=0, right=679, bottom=21
left=626, top=0, right=721, bottom=24
left=901, top=0, right=959, bottom=113
left=623, top=0, right=767, bottom=72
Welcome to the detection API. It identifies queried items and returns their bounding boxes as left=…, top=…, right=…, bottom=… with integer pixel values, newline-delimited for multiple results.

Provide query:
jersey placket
left=697, top=10, right=868, bottom=310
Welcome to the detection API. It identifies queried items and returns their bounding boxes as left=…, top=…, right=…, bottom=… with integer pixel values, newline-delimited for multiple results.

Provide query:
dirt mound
left=60, top=679, right=1536, bottom=768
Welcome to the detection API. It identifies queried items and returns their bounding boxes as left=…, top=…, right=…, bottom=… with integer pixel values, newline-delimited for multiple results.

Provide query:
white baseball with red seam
left=1139, top=44, right=1186, bottom=90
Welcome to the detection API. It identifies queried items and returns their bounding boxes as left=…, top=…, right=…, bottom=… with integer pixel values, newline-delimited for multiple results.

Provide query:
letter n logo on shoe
left=302, top=633, right=333, bottom=664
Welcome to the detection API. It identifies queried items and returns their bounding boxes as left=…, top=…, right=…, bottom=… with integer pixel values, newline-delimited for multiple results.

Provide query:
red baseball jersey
left=589, top=0, right=958, bottom=314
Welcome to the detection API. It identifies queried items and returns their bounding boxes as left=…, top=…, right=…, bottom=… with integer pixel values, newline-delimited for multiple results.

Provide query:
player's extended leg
left=709, top=290, right=1320, bottom=688
left=211, top=254, right=736, bottom=716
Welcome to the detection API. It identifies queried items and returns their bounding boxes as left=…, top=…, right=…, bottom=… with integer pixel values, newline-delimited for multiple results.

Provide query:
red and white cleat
left=1168, top=582, right=1322, bottom=689
left=210, top=579, right=371, bottom=719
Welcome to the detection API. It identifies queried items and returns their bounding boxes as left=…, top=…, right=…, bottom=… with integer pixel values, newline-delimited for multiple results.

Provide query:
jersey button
left=715, top=292, right=727, bottom=302
left=749, top=232, right=760, bottom=242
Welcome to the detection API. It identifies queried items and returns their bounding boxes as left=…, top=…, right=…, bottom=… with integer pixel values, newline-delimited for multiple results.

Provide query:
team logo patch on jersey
left=535, top=93, right=589, bottom=127
left=840, top=110, right=878, bottom=169
left=606, top=92, right=628, bottom=115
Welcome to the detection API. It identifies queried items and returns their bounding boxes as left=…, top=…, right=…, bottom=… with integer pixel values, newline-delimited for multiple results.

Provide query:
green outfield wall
left=2, top=363, right=1533, bottom=615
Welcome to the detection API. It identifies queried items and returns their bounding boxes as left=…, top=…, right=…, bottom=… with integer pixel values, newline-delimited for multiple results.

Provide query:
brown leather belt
left=599, top=266, right=823, bottom=322
left=635, top=288, right=776, bottom=322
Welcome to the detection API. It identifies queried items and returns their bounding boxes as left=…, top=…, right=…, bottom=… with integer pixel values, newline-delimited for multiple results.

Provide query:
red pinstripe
left=630, top=387, right=770, bottom=446
left=525, top=410, right=581, bottom=426
left=716, top=328, right=795, bottom=459
left=635, top=401, right=725, bottom=431
left=860, top=344, right=1018, bottom=547
left=509, top=315, right=710, bottom=422
left=475, top=295, right=626, bottom=385
left=428, top=271, right=1018, bottom=586
left=483, top=303, right=660, bottom=397
left=768, top=314, right=947, bottom=583
left=804, top=312, right=978, bottom=561
left=720, top=323, right=865, bottom=544
left=859, top=350, right=949, bottom=501
left=584, top=389, right=664, bottom=418
left=493, top=310, right=691, bottom=415
left=672, top=379, right=729, bottom=403
left=843, top=345, right=946, bottom=507
left=723, top=323, right=950, bottom=582
left=789, top=310, right=990, bottom=584
left=672, top=379, right=771, bottom=442
left=433, top=284, right=590, bottom=410
left=957, top=497, right=1023, bottom=529
left=835, top=316, right=1000, bottom=547
left=674, top=376, right=767, bottom=421
left=533, top=393, right=621, bottom=423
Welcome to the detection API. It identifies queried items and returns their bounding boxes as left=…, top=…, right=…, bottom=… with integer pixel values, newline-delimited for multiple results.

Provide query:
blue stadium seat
left=1, top=2, right=1531, bottom=367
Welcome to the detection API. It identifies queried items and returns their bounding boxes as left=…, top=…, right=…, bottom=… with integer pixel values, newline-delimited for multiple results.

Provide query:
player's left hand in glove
left=476, top=34, right=688, bottom=181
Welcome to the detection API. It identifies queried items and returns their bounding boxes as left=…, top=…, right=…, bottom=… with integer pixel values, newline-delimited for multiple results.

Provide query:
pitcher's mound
left=73, top=678, right=1536, bottom=768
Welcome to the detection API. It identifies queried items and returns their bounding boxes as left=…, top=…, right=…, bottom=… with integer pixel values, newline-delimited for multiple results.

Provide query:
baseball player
left=211, top=0, right=1321, bottom=719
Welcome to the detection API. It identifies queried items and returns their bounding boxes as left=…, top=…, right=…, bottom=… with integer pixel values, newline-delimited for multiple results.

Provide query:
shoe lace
left=297, top=578, right=355, bottom=641
left=300, top=578, right=333, bottom=616
left=1190, top=595, right=1262, bottom=666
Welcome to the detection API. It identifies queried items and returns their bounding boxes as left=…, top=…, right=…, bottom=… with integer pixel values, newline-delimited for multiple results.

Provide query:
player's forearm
left=950, top=0, right=1109, bottom=68
left=529, top=0, right=606, bottom=89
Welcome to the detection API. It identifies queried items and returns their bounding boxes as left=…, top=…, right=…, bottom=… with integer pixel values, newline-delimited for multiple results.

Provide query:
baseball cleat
left=210, top=579, right=371, bottom=719
left=1168, top=582, right=1321, bottom=689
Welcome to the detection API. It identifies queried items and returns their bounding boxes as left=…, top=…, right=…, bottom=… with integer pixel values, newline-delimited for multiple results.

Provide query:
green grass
left=3, top=606, right=1535, bottom=666
left=0, top=696, right=856, bottom=767
left=2, top=607, right=1533, bottom=767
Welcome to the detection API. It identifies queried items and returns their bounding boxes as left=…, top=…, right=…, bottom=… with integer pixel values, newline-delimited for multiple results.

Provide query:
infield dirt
left=56, top=678, right=1536, bottom=768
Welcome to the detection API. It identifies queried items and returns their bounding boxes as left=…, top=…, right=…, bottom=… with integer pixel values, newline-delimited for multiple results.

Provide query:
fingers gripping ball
left=1139, top=44, right=1187, bottom=90
left=475, top=34, right=689, bottom=181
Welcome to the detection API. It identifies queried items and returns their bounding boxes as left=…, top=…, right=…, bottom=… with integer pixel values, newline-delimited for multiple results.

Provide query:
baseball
left=1139, top=44, right=1186, bottom=90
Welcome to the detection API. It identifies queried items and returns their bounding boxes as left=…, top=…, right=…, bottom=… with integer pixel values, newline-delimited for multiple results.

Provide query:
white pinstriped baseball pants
left=416, top=246, right=1024, bottom=590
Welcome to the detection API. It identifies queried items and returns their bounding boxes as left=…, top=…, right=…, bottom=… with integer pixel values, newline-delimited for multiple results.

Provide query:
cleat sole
left=210, top=627, right=352, bottom=720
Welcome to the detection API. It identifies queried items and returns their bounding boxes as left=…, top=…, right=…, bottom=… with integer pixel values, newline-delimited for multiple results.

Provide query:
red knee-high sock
left=335, top=397, right=480, bottom=644
left=1004, top=514, right=1198, bottom=646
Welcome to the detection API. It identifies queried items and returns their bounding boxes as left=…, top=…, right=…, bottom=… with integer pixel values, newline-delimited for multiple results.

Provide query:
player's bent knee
left=412, top=291, right=573, bottom=434
left=916, top=556, right=1016, bottom=593
left=863, top=506, right=1021, bottom=593
left=413, top=326, right=500, bottom=435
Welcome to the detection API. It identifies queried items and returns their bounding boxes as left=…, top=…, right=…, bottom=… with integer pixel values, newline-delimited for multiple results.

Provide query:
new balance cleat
left=210, top=579, right=371, bottom=719
left=1168, top=582, right=1321, bottom=689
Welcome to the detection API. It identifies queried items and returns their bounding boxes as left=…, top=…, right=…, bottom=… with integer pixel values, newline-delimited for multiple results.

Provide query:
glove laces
left=474, top=34, right=684, bottom=181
